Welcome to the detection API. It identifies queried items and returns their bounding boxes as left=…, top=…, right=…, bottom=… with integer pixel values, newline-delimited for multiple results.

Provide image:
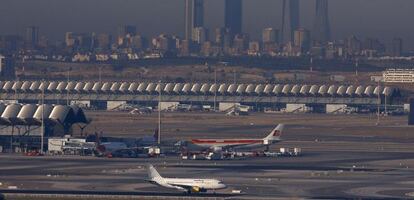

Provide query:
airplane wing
left=144, top=179, right=189, bottom=192
left=168, top=183, right=192, bottom=192
left=170, top=183, right=191, bottom=189
left=143, top=179, right=158, bottom=185
left=169, top=183, right=204, bottom=193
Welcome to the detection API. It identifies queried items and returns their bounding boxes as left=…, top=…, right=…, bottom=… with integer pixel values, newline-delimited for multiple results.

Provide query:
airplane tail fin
left=264, top=124, right=284, bottom=141
left=147, top=164, right=162, bottom=180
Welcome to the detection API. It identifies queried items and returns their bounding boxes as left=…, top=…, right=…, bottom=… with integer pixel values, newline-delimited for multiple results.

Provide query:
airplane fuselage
left=191, top=139, right=280, bottom=150
left=164, top=178, right=225, bottom=190
left=149, top=177, right=226, bottom=192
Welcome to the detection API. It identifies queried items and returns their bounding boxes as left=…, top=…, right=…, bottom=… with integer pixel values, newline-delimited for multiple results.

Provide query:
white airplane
left=189, top=124, right=284, bottom=152
left=146, top=164, right=226, bottom=194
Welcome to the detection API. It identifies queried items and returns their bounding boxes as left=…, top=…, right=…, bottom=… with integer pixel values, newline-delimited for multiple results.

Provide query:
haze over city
left=1, top=0, right=414, bottom=50
left=1, top=0, right=414, bottom=200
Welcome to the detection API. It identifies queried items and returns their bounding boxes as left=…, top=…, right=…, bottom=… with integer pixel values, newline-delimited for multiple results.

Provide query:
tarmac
left=0, top=112, right=414, bottom=199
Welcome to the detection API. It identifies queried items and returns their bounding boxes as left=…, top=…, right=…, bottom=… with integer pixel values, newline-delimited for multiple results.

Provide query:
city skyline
left=1, top=0, right=414, bottom=50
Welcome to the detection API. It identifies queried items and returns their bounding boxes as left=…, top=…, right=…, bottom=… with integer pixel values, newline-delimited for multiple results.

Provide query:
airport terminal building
left=0, top=103, right=89, bottom=152
left=0, top=80, right=397, bottom=113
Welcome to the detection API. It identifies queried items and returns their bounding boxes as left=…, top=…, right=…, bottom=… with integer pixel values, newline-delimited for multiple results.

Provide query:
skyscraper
left=225, top=0, right=242, bottom=36
left=25, top=26, right=39, bottom=47
left=281, top=0, right=299, bottom=43
left=313, top=0, right=331, bottom=44
left=185, top=0, right=204, bottom=41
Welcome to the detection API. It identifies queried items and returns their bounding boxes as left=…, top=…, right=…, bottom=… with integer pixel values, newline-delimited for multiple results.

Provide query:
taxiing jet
left=189, top=124, right=284, bottom=152
left=146, top=164, right=226, bottom=194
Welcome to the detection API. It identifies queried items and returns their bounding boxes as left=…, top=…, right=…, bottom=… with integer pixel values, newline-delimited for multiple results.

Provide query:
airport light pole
left=214, top=67, right=217, bottom=111
left=41, top=80, right=45, bottom=154
left=384, top=86, right=387, bottom=115
left=376, top=80, right=380, bottom=126
left=66, top=68, right=70, bottom=106
left=99, top=67, right=102, bottom=83
left=158, top=80, right=161, bottom=145
left=384, top=81, right=387, bottom=115
left=355, top=58, right=359, bottom=77
left=10, top=126, right=13, bottom=153
left=310, top=57, right=313, bottom=72
left=233, top=70, right=236, bottom=85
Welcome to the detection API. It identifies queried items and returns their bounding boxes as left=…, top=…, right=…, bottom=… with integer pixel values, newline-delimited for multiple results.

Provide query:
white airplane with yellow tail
left=146, top=164, right=226, bottom=194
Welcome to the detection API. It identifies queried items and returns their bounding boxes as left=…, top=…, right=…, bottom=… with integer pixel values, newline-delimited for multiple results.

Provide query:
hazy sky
left=1, top=0, right=413, bottom=50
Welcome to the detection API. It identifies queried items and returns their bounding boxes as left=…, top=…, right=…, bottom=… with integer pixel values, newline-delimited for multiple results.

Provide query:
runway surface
left=0, top=189, right=236, bottom=198
left=0, top=113, right=414, bottom=199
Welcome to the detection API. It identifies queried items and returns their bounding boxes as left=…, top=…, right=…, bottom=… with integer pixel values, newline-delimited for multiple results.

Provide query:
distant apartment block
left=0, top=55, right=15, bottom=80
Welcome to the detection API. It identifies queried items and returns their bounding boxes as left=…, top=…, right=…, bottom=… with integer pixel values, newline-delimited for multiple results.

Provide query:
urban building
left=152, top=34, right=176, bottom=52
left=225, top=0, right=242, bottom=35
left=392, top=37, right=403, bottom=57
left=131, top=35, right=148, bottom=50
left=65, top=32, right=94, bottom=50
left=179, top=40, right=191, bottom=56
left=117, top=25, right=136, bottom=38
left=223, top=28, right=234, bottom=49
left=25, top=26, right=39, bottom=48
left=185, top=0, right=204, bottom=41
left=281, top=0, right=300, bottom=43
left=248, top=41, right=260, bottom=56
left=346, top=35, right=362, bottom=56
left=0, top=55, right=15, bottom=80
left=362, top=38, right=385, bottom=56
left=37, top=35, right=49, bottom=49
left=233, top=34, right=249, bottom=54
left=293, top=28, right=311, bottom=53
left=214, top=28, right=226, bottom=46
left=262, top=42, right=279, bottom=55
left=65, top=32, right=75, bottom=47
left=313, top=0, right=330, bottom=44
left=201, top=41, right=212, bottom=56
left=96, top=33, right=112, bottom=50
left=192, top=27, right=209, bottom=44
left=77, top=34, right=93, bottom=50
left=262, top=28, right=279, bottom=44
left=383, top=69, right=414, bottom=83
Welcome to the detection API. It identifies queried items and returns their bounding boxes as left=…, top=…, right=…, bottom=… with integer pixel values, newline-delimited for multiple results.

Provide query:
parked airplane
left=95, top=142, right=127, bottom=157
left=189, top=124, right=284, bottom=152
left=146, top=164, right=226, bottom=194
left=94, top=130, right=158, bottom=157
